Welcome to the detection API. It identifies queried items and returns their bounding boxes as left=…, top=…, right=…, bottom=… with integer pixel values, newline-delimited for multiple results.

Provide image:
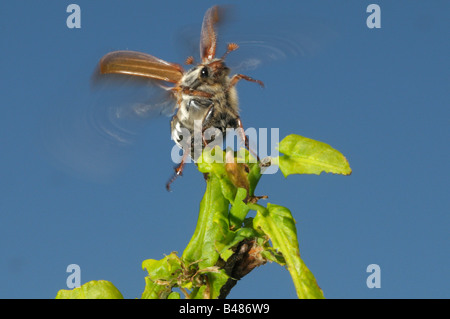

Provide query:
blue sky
left=0, top=1, right=449, bottom=298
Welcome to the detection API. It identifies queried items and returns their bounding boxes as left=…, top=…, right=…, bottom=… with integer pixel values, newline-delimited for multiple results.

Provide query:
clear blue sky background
left=1, top=1, right=448, bottom=299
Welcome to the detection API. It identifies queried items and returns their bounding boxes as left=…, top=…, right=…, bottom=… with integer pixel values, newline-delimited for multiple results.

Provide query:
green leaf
left=196, top=145, right=227, bottom=175
left=206, top=270, right=230, bottom=299
left=188, top=270, right=230, bottom=299
left=168, top=291, right=181, bottom=299
left=252, top=203, right=324, bottom=299
left=141, top=252, right=183, bottom=299
left=142, top=252, right=182, bottom=281
left=182, top=172, right=229, bottom=269
left=216, top=226, right=260, bottom=262
left=247, top=160, right=262, bottom=197
left=141, top=276, right=173, bottom=299
left=277, top=134, right=352, bottom=177
left=229, top=187, right=250, bottom=229
left=55, top=280, right=123, bottom=299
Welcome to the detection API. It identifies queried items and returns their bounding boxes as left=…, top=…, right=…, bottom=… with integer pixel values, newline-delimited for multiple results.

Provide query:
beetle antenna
left=221, top=43, right=239, bottom=60
left=185, top=56, right=195, bottom=65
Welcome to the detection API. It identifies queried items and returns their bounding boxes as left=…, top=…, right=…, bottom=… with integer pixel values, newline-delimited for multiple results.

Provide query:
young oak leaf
left=276, top=134, right=352, bottom=177
left=55, top=280, right=124, bottom=299
left=251, top=203, right=325, bottom=299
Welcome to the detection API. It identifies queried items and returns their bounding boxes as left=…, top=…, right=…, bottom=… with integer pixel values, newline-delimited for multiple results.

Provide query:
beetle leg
left=181, top=86, right=214, bottom=98
left=166, top=150, right=189, bottom=191
left=228, top=74, right=264, bottom=91
left=201, top=104, right=215, bottom=147
left=237, top=117, right=259, bottom=162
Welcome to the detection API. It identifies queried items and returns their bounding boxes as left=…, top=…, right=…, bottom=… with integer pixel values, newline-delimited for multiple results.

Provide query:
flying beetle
left=97, top=6, right=264, bottom=190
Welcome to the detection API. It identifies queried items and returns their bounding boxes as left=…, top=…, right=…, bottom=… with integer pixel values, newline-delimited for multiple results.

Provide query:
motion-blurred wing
left=200, top=6, right=221, bottom=62
left=98, top=51, right=184, bottom=83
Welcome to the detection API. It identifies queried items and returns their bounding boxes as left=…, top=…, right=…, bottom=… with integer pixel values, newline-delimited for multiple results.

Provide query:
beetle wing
left=98, top=50, right=184, bottom=83
left=200, top=6, right=221, bottom=62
